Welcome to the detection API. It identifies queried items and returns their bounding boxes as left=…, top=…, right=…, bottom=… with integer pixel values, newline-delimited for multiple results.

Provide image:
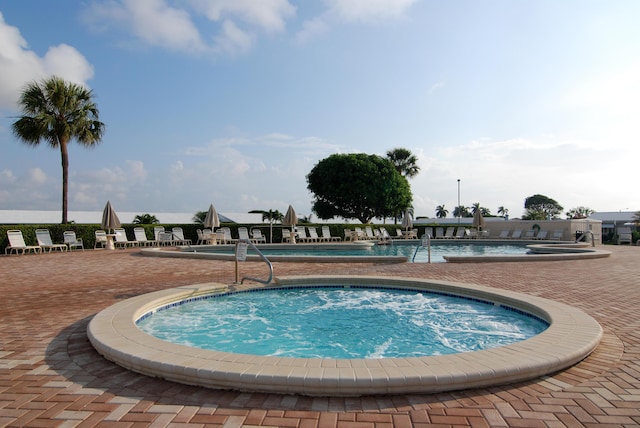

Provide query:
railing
left=575, top=231, right=596, bottom=247
left=412, top=234, right=431, bottom=263
left=234, top=239, right=273, bottom=285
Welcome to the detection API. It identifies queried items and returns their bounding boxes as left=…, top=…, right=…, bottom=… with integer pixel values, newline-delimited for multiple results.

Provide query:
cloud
left=324, top=0, right=420, bottom=22
left=0, top=12, right=94, bottom=110
left=83, top=0, right=207, bottom=53
left=189, top=0, right=295, bottom=33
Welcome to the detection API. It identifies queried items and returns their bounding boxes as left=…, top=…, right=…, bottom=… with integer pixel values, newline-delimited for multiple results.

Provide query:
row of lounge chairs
left=4, top=229, right=84, bottom=255
left=283, top=226, right=342, bottom=243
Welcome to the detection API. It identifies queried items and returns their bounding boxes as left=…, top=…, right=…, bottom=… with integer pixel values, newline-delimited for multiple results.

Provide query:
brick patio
left=1, top=245, right=638, bottom=427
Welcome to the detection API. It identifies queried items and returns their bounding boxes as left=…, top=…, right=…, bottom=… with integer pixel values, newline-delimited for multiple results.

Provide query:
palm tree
left=255, top=209, right=283, bottom=243
left=435, top=205, right=448, bottom=218
left=498, top=206, right=509, bottom=219
left=11, top=76, right=105, bottom=224
left=386, top=148, right=420, bottom=178
left=133, top=213, right=159, bottom=224
left=192, top=211, right=207, bottom=224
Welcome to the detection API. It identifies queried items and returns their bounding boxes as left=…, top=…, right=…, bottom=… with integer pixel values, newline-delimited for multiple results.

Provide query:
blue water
left=137, top=287, right=548, bottom=359
left=200, top=242, right=529, bottom=263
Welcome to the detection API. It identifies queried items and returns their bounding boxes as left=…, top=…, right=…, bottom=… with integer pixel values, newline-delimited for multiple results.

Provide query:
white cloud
left=295, top=17, right=329, bottom=44
left=83, top=0, right=207, bottom=53
left=27, top=168, right=47, bottom=185
left=324, top=0, right=419, bottom=22
left=0, top=12, right=94, bottom=110
left=189, top=0, right=295, bottom=33
left=214, top=19, right=255, bottom=55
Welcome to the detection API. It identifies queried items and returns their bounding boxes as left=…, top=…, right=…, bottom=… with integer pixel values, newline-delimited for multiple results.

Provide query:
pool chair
left=343, top=229, right=355, bottom=241
left=444, top=227, right=455, bottom=238
left=114, top=228, right=137, bottom=248
left=94, top=230, right=108, bottom=249
left=378, top=228, right=392, bottom=242
left=219, top=227, right=237, bottom=244
left=36, top=229, right=67, bottom=253
left=134, top=227, right=157, bottom=246
left=282, top=229, right=292, bottom=243
left=434, top=227, right=444, bottom=238
left=454, top=228, right=465, bottom=239
left=5, top=230, right=42, bottom=255
left=171, top=227, right=192, bottom=245
left=307, top=227, right=322, bottom=242
left=238, top=227, right=251, bottom=242
left=354, top=227, right=366, bottom=240
left=617, top=227, right=633, bottom=245
left=64, top=231, right=84, bottom=251
left=498, top=230, right=510, bottom=239
left=296, top=226, right=314, bottom=243
left=423, top=227, right=433, bottom=238
left=321, top=226, right=340, bottom=242
left=365, top=226, right=376, bottom=239
left=524, top=229, right=536, bottom=239
left=510, top=229, right=523, bottom=239
left=251, top=228, right=267, bottom=244
left=535, top=230, right=548, bottom=240
left=551, top=230, right=564, bottom=240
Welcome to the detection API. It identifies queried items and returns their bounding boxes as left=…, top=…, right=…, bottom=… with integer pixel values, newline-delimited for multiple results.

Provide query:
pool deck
left=1, top=245, right=639, bottom=427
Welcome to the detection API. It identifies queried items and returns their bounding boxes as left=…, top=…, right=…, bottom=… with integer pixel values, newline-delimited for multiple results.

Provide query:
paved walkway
left=1, top=245, right=638, bottom=427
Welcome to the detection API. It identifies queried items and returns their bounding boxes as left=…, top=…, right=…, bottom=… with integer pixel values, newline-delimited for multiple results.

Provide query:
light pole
left=457, top=179, right=461, bottom=225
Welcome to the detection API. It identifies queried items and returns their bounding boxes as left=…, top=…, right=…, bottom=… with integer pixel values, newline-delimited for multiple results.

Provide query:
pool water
left=200, top=242, right=530, bottom=262
left=137, top=286, right=548, bottom=359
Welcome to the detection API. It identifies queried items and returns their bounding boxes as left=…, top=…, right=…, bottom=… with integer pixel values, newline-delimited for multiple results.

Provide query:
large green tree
left=11, top=76, right=105, bottom=224
left=523, top=194, right=563, bottom=220
left=306, top=153, right=412, bottom=224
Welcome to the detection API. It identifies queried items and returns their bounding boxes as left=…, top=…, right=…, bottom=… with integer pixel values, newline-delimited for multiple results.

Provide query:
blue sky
left=1, top=0, right=638, bottom=221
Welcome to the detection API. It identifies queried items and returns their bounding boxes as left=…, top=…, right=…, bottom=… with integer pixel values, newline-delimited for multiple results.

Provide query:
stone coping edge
left=87, top=275, right=602, bottom=397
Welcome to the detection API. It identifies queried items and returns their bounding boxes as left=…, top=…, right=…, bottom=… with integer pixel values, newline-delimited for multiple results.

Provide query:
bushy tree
left=306, top=153, right=412, bottom=224
left=566, top=207, right=594, bottom=219
left=523, top=194, right=563, bottom=220
left=453, top=205, right=471, bottom=218
left=11, top=76, right=105, bottom=224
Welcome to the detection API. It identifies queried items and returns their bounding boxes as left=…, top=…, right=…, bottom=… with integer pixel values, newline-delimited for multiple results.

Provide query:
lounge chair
left=94, top=230, right=108, bottom=249
left=444, top=227, right=455, bottom=238
left=238, top=227, right=251, bottom=242
left=322, top=226, right=341, bottom=242
left=498, top=230, right=510, bottom=239
left=354, top=227, right=365, bottom=240
left=282, top=229, right=292, bottom=243
left=171, top=227, right=192, bottom=245
left=134, top=227, right=157, bottom=246
left=344, top=229, right=355, bottom=241
left=251, top=228, right=267, bottom=244
left=454, top=228, right=465, bottom=239
left=365, top=226, right=376, bottom=239
left=424, top=227, right=433, bottom=238
left=434, top=227, right=444, bottom=238
left=511, top=229, right=523, bottom=239
left=64, top=231, right=84, bottom=251
left=551, top=230, right=564, bottom=240
left=378, top=228, right=392, bottom=242
left=5, top=230, right=42, bottom=255
left=153, top=226, right=165, bottom=241
left=36, top=229, right=67, bottom=253
left=307, top=227, right=321, bottom=242
left=535, top=230, right=548, bottom=240
left=618, top=227, right=633, bottom=245
left=114, top=228, right=136, bottom=248
left=524, top=230, right=536, bottom=239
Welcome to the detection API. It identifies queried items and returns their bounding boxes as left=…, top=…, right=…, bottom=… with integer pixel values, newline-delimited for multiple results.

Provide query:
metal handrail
left=234, top=239, right=273, bottom=284
left=412, top=234, right=431, bottom=263
left=575, top=231, right=596, bottom=247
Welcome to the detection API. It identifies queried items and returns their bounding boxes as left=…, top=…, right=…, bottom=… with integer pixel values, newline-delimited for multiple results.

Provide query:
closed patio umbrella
left=101, top=201, right=121, bottom=234
left=203, top=203, right=220, bottom=229
left=401, top=210, right=413, bottom=231
left=283, top=205, right=298, bottom=243
left=473, top=208, right=485, bottom=231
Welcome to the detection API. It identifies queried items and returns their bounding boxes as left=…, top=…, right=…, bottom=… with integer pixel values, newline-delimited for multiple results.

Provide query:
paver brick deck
left=1, top=245, right=638, bottom=427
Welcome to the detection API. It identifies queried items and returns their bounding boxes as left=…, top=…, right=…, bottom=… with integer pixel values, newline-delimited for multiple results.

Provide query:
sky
left=1, top=0, right=639, bottom=222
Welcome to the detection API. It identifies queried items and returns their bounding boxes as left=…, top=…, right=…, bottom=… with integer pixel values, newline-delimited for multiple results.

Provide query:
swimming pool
left=137, top=286, right=548, bottom=359
left=88, top=275, right=603, bottom=396
left=185, top=241, right=531, bottom=263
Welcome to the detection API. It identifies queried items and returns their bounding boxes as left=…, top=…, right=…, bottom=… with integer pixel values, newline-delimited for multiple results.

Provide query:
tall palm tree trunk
left=60, top=140, right=69, bottom=224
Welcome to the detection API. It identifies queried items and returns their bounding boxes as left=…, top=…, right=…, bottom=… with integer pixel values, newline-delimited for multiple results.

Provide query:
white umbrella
left=203, top=204, right=220, bottom=229
left=101, top=201, right=121, bottom=234
left=283, top=205, right=298, bottom=243
left=401, top=210, right=413, bottom=231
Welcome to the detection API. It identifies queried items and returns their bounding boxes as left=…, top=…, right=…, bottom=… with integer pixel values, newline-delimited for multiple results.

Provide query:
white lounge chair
left=322, top=226, right=341, bottom=242
left=343, top=229, right=355, bottom=241
left=535, top=230, right=548, bottom=240
left=618, top=227, right=633, bottom=245
left=551, top=230, right=564, bottom=240
left=307, top=227, right=321, bottom=242
left=454, top=228, right=465, bottom=239
left=434, top=227, right=444, bottom=238
left=238, top=227, right=251, bottom=242
left=524, top=229, right=536, bottom=239
left=365, top=226, right=376, bottom=239
left=424, top=227, right=433, bottom=238
left=64, top=231, right=84, bottom=251
left=511, top=229, right=523, bottom=239
left=282, top=229, right=292, bottom=243
left=114, top=228, right=136, bottom=248
left=251, top=228, right=267, bottom=244
left=36, top=229, right=67, bottom=253
left=134, top=227, right=157, bottom=246
left=498, top=230, right=510, bottom=239
left=444, top=227, right=455, bottom=238
left=171, top=227, right=192, bottom=245
left=94, top=230, right=107, bottom=249
left=5, top=230, right=42, bottom=255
